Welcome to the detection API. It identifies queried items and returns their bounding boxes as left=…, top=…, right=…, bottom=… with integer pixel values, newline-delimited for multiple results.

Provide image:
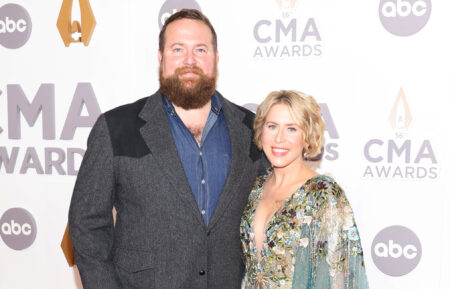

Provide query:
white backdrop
left=1, top=0, right=449, bottom=288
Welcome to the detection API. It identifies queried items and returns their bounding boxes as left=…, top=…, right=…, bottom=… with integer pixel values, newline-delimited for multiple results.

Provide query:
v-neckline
left=251, top=173, right=320, bottom=264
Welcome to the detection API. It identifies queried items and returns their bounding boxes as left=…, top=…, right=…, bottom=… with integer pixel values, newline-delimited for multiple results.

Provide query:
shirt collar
left=162, top=91, right=222, bottom=117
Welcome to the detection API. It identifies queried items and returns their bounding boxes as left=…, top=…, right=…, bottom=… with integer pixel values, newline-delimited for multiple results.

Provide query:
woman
left=240, top=90, right=369, bottom=289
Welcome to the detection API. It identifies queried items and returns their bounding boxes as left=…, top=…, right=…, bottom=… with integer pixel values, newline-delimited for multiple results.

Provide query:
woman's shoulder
left=303, top=174, right=346, bottom=209
left=247, top=169, right=271, bottom=201
left=252, top=169, right=272, bottom=189
left=304, top=174, right=342, bottom=194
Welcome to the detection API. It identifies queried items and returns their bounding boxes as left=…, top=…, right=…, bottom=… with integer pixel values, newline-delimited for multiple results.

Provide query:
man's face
left=158, top=18, right=219, bottom=109
left=159, top=18, right=218, bottom=82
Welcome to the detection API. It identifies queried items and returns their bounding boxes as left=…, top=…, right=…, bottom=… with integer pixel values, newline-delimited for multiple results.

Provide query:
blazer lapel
left=208, top=93, right=254, bottom=230
left=138, top=92, right=205, bottom=226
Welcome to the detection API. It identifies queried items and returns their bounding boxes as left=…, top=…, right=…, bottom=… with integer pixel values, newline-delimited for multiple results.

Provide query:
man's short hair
left=159, top=9, right=218, bottom=52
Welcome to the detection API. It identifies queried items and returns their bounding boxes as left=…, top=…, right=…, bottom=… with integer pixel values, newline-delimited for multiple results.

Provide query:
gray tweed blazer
left=68, top=91, right=265, bottom=289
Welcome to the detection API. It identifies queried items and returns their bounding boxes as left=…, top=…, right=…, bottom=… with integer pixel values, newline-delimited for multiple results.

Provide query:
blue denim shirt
left=162, top=93, right=231, bottom=225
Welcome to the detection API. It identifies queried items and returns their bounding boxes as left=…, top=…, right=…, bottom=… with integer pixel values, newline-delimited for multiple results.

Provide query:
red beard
left=159, top=65, right=217, bottom=109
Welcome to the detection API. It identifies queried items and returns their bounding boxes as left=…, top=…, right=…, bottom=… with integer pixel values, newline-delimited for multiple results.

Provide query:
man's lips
left=271, top=147, right=289, bottom=156
left=180, top=71, right=199, bottom=77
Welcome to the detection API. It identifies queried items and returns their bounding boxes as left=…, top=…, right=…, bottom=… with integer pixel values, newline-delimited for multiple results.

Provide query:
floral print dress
left=240, top=172, right=369, bottom=289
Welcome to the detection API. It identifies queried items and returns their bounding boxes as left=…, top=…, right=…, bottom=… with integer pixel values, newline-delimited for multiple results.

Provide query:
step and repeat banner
left=1, top=0, right=449, bottom=288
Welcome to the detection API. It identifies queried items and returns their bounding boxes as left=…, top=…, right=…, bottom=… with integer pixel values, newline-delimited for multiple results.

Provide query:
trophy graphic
left=57, top=0, right=96, bottom=46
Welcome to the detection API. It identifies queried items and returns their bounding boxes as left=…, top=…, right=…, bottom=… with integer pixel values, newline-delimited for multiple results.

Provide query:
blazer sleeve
left=68, top=114, right=123, bottom=289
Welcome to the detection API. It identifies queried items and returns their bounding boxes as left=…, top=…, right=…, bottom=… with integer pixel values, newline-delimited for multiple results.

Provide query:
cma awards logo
left=372, top=225, right=422, bottom=276
left=252, top=0, right=322, bottom=59
left=0, top=83, right=101, bottom=176
left=57, top=0, right=96, bottom=46
left=0, top=208, right=37, bottom=251
left=243, top=102, right=339, bottom=161
left=0, top=3, right=32, bottom=49
left=158, top=0, right=201, bottom=30
left=362, top=88, right=438, bottom=179
left=379, top=0, right=431, bottom=36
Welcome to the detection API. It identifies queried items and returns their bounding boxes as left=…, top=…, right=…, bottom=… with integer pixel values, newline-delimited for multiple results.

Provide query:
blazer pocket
left=113, top=248, right=155, bottom=289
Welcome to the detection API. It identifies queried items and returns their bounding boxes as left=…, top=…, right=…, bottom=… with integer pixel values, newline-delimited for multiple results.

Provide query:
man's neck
left=172, top=100, right=211, bottom=145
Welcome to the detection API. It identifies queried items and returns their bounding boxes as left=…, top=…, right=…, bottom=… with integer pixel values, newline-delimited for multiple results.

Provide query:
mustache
left=174, top=66, right=204, bottom=76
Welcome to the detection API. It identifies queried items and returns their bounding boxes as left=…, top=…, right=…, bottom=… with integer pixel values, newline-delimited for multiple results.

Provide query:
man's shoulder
left=217, top=92, right=255, bottom=130
left=104, top=96, right=149, bottom=123
left=230, top=101, right=255, bottom=117
left=100, top=94, right=159, bottom=158
left=218, top=93, right=254, bottom=115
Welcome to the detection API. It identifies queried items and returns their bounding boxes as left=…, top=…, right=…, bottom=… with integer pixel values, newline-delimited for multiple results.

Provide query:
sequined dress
left=240, top=173, right=369, bottom=289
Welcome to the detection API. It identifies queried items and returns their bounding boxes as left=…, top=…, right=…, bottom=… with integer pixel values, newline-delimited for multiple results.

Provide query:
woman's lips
left=271, top=147, right=288, bottom=156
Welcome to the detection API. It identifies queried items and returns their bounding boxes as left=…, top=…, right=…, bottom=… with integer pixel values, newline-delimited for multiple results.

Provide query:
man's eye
left=173, top=48, right=183, bottom=53
left=196, top=48, right=206, bottom=54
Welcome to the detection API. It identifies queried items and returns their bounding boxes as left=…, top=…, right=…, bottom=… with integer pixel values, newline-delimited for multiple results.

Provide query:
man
left=69, top=9, right=264, bottom=289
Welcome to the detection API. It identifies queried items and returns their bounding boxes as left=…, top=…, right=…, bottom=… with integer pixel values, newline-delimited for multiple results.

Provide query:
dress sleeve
left=292, top=180, right=369, bottom=289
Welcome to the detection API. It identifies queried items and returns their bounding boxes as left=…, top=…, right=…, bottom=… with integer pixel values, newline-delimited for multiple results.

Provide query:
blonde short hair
left=253, top=90, right=325, bottom=159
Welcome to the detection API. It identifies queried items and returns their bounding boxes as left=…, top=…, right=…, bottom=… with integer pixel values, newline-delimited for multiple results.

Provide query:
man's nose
left=183, top=50, right=196, bottom=65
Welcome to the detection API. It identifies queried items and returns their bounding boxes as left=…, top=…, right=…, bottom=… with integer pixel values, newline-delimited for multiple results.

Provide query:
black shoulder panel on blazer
left=104, top=97, right=151, bottom=158
left=234, top=104, right=255, bottom=131
left=233, top=104, right=263, bottom=162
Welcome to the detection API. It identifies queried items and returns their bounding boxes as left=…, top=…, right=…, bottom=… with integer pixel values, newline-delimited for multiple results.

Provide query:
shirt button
left=201, top=210, right=206, bottom=215
left=199, top=151, right=203, bottom=156
left=201, top=179, right=205, bottom=184
left=199, top=270, right=206, bottom=275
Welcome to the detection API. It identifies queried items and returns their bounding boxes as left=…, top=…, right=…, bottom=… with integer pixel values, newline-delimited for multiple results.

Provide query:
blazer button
left=199, top=270, right=206, bottom=275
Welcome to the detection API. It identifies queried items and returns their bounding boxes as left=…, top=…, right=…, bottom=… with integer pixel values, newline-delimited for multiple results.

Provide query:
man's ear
left=158, top=50, right=162, bottom=63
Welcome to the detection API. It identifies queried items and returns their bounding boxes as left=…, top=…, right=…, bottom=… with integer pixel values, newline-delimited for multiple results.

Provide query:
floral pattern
left=240, top=172, right=369, bottom=289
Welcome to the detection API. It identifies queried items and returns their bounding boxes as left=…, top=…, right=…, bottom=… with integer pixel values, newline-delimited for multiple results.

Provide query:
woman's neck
left=270, top=161, right=317, bottom=188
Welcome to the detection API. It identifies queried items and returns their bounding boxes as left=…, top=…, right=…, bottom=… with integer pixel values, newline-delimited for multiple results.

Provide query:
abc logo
left=374, top=240, right=418, bottom=259
left=0, top=17, right=27, bottom=33
left=158, top=0, right=201, bottom=30
left=0, top=3, right=32, bottom=49
left=0, top=208, right=37, bottom=250
left=379, top=0, right=431, bottom=36
left=2, top=220, right=33, bottom=236
left=381, top=0, right=427, bottom=17
left=371, top=225, right=421, bottom=276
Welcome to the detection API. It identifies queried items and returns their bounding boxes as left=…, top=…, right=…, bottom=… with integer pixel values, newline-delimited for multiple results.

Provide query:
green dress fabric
left=240, top=172, right=369, bottom=289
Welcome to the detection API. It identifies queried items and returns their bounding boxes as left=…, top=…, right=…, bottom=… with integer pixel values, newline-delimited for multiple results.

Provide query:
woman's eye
left=267, top=124, right=276, bottom=130
left=287, top=127, right=297, bottom=132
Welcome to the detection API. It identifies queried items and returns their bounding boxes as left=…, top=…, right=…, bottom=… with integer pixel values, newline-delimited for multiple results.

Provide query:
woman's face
left=261, top=103, right=306, bottom=170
